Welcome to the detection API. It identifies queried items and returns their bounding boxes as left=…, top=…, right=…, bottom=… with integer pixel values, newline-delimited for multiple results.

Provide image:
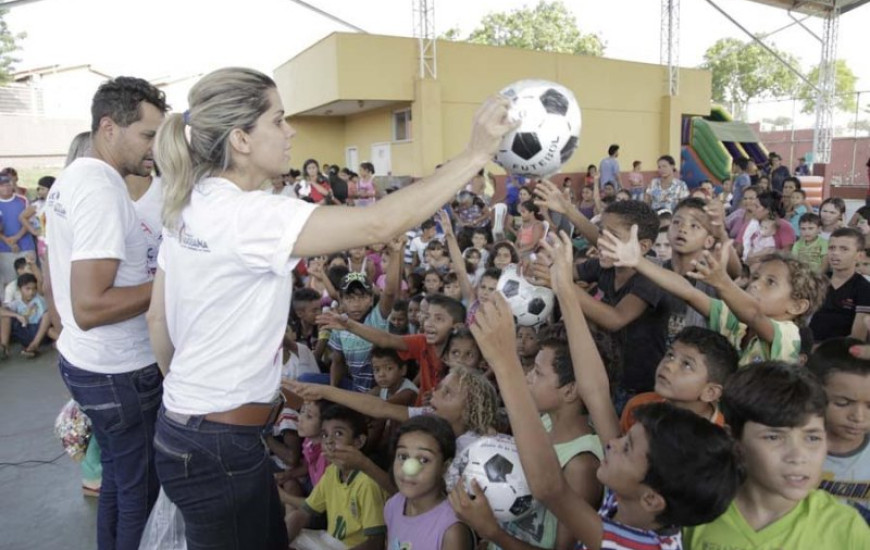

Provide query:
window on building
left=393, top=109, right=412, bottom=142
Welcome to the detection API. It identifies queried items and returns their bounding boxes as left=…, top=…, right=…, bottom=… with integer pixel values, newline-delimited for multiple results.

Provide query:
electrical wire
left=0, top=451, right=68, bottom=468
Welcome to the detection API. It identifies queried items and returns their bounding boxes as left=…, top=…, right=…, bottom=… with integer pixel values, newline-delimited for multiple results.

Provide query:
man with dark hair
left=768, top=152, right=791, bottom=193
left=810, top=227, right=870, bottom=343
left=47, top=76, right=168, bottom=550
left=599, top=144, right=620, bottom=190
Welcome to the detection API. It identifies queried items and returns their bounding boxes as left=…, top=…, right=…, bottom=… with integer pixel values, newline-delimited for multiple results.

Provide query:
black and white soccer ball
left=497, top=264, right=555, bottom=327
left=495, top=79, right=582, bottom=178
left=462, top=435, right=536, bottom=523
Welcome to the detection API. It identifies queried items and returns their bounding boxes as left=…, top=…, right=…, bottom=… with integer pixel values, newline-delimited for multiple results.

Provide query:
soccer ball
left=497, top=264, right=555, bottom=327
left=494, top=79, right=582, bottom=178
left=462, top=435, right=536, bottom=523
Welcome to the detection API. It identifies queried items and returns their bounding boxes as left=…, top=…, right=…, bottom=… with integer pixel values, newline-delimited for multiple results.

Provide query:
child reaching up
left=464, top=232, right=741, bottom=550
left=386, top=416, right=474, bottom=550
left=600, top=227, right=827, bottom=366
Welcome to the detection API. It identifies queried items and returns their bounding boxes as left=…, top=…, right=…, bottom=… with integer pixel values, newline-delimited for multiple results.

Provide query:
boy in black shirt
left=811, top=227, right=870, bottom=342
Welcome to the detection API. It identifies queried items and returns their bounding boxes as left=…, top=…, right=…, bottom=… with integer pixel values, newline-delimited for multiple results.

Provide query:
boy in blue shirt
left=1, top=273, right=49, bottom=357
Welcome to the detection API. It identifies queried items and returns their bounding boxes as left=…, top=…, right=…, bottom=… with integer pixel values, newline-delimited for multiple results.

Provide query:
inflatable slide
left=680, top=106, right=770, bottom=188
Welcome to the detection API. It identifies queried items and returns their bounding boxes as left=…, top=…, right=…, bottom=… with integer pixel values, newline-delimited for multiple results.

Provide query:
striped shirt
left=328, top=305, right=388, bottom=392
left=576, top=489, right=681, bottom=550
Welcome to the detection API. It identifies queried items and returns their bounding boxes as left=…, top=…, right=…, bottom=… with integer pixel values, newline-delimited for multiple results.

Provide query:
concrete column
left=411, top=78, right=443, bottom=177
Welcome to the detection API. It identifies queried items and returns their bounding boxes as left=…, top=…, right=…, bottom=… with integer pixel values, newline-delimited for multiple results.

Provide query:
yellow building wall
left=274, top=35, right=341, bottom=115
left=286, top=116, right=345, bottom=168
left=275, top=33, right=713, bottom=178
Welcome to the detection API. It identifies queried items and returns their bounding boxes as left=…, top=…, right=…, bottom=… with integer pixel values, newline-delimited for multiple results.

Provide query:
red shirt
left=399, top=334, right=445, bottom=406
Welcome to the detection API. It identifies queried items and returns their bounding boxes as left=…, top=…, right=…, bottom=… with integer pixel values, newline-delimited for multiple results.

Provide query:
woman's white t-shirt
left=159, top=177, right=317, bottom=415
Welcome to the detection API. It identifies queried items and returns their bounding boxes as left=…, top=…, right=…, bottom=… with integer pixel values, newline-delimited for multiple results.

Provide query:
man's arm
left=852, top=313, right=870, bottom=341
left=293, top=98, right=514, bottom=257
left=70, top=259, right=152, bottom=330
left=146, top=268, right=174, bottom=375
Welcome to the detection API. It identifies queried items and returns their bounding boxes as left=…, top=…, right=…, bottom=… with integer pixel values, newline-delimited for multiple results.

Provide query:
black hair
left=856, top=206, right=870, bottom=222
left=13, top=257, right=27, bottom=272
left=673, top=327, right=739, bottom=385
left=392, top=299, right=409, bottom=313
left=658, top=211, right=673, bottom=222
left=634, top=402, right=743, bottom=527
left=326, top=265, right=350, bottom=292
left=17, top=273, right=37, bottom=288
left=488, top=241, right=520, bottom=268
left=603, top=181, right=615, bottom=189
left=721, top=361, right=827, bottom=440
left=633, top=160, right=642, bottom=168
left=520, top=199, right=542, bottom=220
left=799, top=325, right=815, bottom=359
left=407, top=273, right=424, bottom=296
left=421, top=219, right=437, bottom=231
left=391, top=416, right=457, bottom=475
left=442, top=272, right=459, bottom=286
left=326, top=252, right=348, bottom=266
left=360, top=161, right=375, bottom=174
left=734, top=158, right=749, bottom=171
left=426, top=294, right=466, bottom=324
left=320, top=403, right=368, bottom=438
left=37, top=176, right=55, bottom=189
left=608, top=144, right=620, bottom=156
left=783, top=176, right=801, bottom=190
left=657, top=155, right=676, bottom=167
left=820, top=197, right=846, bottom=216
left=409, top=293, right=425, bottom=305
left=90, top=76, right=168, bottom=134
left=538, top=337, right=574, bottom=387
left=830, top=227, right=865, bottom=250
left=673, top=197, right=708, bottom=219
left=423, top=269, right=444, bottom=291
left=302, top=159, right=322, bottom=180
left=371, top=346, right=404, bottom=367
left=481, top=267, right=502, bottom=282
left=755, top=191, right=784, bottom=218
left=799, top=212, right=821, bottom=227
left=808, top=337, right=870, bottom=383
left=292, top=287, right=321, bottom=305
left=604, top=200, right=660, bottom=242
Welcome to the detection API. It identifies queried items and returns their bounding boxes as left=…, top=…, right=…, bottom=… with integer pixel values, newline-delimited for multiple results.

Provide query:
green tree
left=464, top=1, right=604, bottom=56
left=798, top=59, right=858, bottom=114
left=701, top=37, right=799, bottom=118
left=0, top=9, right=25, bottom=84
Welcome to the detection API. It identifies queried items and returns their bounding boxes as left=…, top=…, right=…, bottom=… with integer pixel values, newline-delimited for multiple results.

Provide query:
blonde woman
left=147, top=67, right=513, bottom=549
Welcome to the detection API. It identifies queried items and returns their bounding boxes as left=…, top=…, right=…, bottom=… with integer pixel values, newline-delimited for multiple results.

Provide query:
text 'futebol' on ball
left=494, top=79, right=582, bottom=179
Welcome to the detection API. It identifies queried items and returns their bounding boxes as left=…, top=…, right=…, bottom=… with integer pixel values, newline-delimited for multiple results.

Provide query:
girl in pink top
left=353, top=161, right=377, bottom=207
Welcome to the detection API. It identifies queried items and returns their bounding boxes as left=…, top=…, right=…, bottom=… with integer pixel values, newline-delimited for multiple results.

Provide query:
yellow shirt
left=708, top=299, right=801, bottom=367
left=683, top=490, right=870, bottom=549
left=304, top=464, right=388, bottom=547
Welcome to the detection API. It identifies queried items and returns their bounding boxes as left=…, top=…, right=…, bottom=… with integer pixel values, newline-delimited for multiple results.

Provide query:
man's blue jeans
left=154, top=407, right=288, bottom=550
left=58, top=355, right=162, bottom=550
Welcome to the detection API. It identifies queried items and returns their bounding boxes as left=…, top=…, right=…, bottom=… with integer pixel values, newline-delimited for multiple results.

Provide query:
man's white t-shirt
left=45, top=158, right=155, bottom=374
left=132, top=176, right=163, bottom=277
left=159, top=178, right=317, bottom=415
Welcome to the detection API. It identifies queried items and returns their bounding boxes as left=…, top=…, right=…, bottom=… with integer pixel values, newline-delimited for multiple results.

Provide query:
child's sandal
left=20, top=349, right=37, bottom=359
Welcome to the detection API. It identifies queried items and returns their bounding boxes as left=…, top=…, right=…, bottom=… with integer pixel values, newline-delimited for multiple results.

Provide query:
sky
left=4, top=0, right=870, bottom=121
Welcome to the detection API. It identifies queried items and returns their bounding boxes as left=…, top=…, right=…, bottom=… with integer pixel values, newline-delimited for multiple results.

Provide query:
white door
left=371, top=143, right=392, bottom=176
left=345, top=147, right=359, bottom=172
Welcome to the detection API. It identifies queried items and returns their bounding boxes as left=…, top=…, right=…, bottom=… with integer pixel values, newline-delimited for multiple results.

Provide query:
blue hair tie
left=182, top=110, right=191, bottom=125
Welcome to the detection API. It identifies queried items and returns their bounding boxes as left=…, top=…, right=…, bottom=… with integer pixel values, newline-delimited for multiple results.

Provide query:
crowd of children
left=241, top=162, right=870, bottom=549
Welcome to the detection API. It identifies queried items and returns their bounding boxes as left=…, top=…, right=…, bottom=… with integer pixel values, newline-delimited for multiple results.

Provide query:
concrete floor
left=0, top=349, right=97, bottom=550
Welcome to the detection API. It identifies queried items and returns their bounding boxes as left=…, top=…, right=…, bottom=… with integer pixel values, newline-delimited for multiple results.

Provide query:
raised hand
left=467, top=96, right=517, bottom=161
left=438, top=209, right=454, bottom=237
left=597, top=225, right=642, bottom=268
left=703, top=199, right=729, bottom=241
left=315, top=310, right=350, bottom=330
left=471, top=293, right=519, bottom=376
left=539, top=231, right=574, bottom=290
left=686, top=240, right=732, bottom=288
left=326, top=444, right=368, bottom=471
left=387, top=233, right=408, bottom=253
left=533, top=180, right=572, bottom=215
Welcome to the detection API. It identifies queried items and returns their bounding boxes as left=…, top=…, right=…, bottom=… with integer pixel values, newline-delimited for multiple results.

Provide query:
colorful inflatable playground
left=680, top=106, right=769, bottom=187
left=680, top=106, right=823, bottom=206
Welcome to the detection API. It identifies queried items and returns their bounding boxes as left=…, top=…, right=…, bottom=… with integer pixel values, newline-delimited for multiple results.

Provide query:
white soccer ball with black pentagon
left=497, top=263, right=555, bottom=327
left=462, top=435, right=536, bottom=523
left=495, top=79, right=581, bottom=178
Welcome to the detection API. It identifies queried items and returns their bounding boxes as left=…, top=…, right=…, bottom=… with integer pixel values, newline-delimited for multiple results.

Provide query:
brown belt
left=204, top=398, right=284, bottom=427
